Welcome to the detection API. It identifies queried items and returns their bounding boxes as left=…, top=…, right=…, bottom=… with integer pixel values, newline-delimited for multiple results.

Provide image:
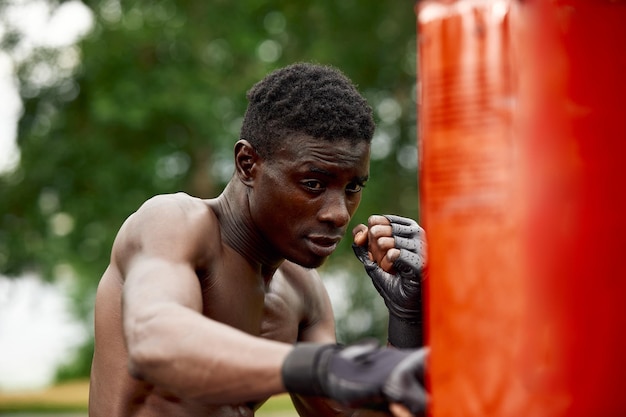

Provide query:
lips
left=307, top=235, right=342, bottom=257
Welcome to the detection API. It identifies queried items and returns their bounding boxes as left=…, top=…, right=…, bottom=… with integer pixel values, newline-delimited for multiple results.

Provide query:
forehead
left=272, top=135, right=371, bottom=175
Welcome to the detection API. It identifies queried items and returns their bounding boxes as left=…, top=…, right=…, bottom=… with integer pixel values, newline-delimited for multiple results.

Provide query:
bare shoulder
left=111, top=193, right=220, bottom=272
left=136, top=192, right=211, bottom=219
left=277, top=261, right=324, bottom=294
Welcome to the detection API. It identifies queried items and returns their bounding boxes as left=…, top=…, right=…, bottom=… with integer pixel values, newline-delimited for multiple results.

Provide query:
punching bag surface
left=417, top=1, right=626, bottom=416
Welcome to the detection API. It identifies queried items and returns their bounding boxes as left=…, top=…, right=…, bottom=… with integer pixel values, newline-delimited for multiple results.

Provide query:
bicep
left=113, top=196, right=210, bottom=335
left=123, top=256, right=203, bottom=318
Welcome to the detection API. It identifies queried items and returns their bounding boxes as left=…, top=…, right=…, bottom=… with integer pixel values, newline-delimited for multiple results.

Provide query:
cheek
left=255, top=185, right=312, bottom=226
left=346, top=195, right=362, bottom=217
left=278, top=194, right=318, bottom=220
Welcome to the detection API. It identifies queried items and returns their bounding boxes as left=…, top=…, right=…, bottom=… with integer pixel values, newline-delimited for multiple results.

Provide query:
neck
left=213, top=181, right=283, bottom=276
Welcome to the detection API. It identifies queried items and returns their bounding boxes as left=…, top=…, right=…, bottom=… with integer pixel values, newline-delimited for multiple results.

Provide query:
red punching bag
left=417, top=1, right=626, bottom=416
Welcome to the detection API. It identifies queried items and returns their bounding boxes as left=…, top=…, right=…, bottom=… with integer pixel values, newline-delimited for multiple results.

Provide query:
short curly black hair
left=240, top=62, right=375, bottom=158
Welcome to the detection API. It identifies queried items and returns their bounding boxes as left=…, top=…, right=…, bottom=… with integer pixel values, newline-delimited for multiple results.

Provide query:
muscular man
left=89, top=62, right=427, bottom=417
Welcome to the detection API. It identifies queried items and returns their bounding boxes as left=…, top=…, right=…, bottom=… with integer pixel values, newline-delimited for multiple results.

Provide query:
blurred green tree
left=0, top=0, right=419, bottom=380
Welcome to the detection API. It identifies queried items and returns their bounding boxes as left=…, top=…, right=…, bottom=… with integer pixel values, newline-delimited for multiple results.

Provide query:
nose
left=318, top=190, right=351, bottom=229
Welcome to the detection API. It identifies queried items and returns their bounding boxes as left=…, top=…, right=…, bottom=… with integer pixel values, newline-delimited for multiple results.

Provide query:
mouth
left=306, top=235, right=342, bottom=257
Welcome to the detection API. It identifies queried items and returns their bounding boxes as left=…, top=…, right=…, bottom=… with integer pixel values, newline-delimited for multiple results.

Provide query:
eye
left=346, top=182, right=364, bottom=194
left=302, top=179, right=325, bottom=192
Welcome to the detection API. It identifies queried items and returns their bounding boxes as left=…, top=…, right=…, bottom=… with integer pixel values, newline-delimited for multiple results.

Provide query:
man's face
left=250, top=135, right=370, bottom=268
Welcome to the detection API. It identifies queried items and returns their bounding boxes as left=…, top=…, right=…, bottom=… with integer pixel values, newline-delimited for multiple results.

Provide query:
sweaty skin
left=89, top=136, right=398, bottom=417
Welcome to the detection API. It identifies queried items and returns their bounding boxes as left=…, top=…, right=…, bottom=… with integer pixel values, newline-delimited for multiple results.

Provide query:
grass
left=0, top=379, right=297, bottom=416
left=0, top=379, right=89, bottom=413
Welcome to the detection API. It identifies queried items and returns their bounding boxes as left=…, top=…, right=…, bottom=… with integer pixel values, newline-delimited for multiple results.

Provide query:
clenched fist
left=352, top=215, right=427, bottom=348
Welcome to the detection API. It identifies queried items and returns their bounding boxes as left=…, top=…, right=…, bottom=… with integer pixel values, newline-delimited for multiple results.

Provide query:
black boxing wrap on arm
left=352, top=243, right=424, bottom=348
left=281, top=343, right=335, bottom=396
left=281, top=340, right=422, bottom=410
left=388, top=252, right=426, bottom=348
left=388, top=314, right=422, bottom=349
left=383, top=347, right=429, bottom=416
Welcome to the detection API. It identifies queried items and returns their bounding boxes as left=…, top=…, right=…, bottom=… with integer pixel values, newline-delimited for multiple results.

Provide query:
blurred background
left=0, top=0, right=419, bottom=403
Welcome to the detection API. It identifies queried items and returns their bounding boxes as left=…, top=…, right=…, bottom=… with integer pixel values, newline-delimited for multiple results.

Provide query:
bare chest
left=198, top=257, right=301, bottom=344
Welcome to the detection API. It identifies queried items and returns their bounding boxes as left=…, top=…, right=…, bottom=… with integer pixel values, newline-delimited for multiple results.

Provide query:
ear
left=234, top=140, right=260, bottom=186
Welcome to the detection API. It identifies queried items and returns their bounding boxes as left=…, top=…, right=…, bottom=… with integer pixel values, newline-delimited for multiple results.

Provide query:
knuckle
left=369, top=224, right=392, bottom=238
left=378, top=236, right=396, bottom=251
left=385, top=248, right=401, bottom=263
left=369, top=214, right=390, bottom=227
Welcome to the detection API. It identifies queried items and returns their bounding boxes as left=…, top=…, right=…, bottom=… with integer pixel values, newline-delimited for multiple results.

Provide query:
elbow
left=125, top=310, right=172, bottom=382
left=127, top=343, right=155, bottom=381
left=123, top=305, right=211, bottom=400
left=127, top=338, right=197, bottom=400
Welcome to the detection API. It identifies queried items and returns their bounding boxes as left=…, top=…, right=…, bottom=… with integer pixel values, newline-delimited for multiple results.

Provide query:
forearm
left=388, top=312, right=423, bottom=348
left=125, top=303, right=292, bottom=403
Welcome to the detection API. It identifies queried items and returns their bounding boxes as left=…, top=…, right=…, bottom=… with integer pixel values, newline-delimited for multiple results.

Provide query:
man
left=89, top=62, right=427, bottom=417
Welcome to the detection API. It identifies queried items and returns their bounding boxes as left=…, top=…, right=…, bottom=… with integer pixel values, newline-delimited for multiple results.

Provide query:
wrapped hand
left=282, top=340, right=428, bottom=415
left=352, top=215, right=427, bottom=348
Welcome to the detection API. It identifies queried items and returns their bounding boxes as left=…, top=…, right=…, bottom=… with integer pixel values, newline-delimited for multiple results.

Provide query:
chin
left=288, top=254, right=327, bottom=269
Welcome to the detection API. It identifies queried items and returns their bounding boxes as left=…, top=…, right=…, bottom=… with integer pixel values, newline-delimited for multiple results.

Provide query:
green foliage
left=0, top=0, right=419, bottom=378
left=55, top=338, right=95, bottom=382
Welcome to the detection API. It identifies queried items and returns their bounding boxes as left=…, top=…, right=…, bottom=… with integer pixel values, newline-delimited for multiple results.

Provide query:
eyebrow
left=308, top=166, right=369, bottom=184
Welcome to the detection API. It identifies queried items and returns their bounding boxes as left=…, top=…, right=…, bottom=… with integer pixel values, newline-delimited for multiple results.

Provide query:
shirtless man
left=89, top=63, right=427, bottom=417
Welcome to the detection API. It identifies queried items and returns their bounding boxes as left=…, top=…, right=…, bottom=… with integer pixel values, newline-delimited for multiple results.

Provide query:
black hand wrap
left=282, top=340, right=428, bottom=414
left=352, top=214, right=426, bottom=348
left=383, top=347, right=429, bottom=416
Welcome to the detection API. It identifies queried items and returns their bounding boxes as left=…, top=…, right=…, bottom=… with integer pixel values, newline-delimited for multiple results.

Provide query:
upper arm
left=113, top=195, right=213, bottom=334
